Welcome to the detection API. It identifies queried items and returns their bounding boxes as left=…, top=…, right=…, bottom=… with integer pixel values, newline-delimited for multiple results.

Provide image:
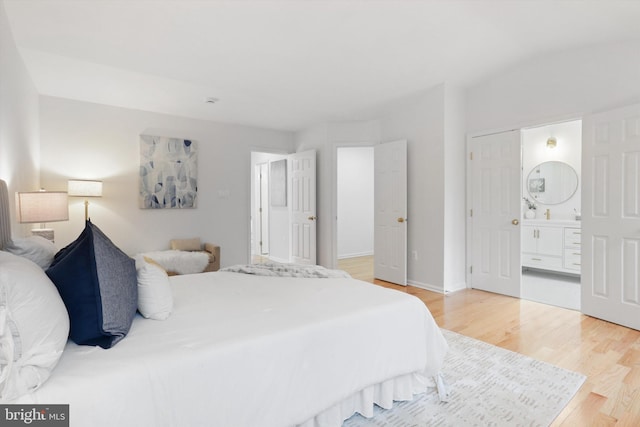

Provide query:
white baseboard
left=444, top=282, right=468, bottom=293
left=407, top=280, right=444, bottom=294
left=407, top=280, right=468, bottom=294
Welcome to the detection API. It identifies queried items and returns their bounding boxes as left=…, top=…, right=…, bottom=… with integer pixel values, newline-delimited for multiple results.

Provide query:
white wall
left=467, top=40, right=640, bottom=133
left=39, top=96, right=294, bottom=264
left=0, top=1, right=40, bottom=238
left=522, top=120, right=582, bottom=221
left=378, top=85, right=446, bottom=290
left=337, top=147, right=374, bottom=258
left=296, top=88, right=467, bottom=292
left=443, top=84, right=467, bottom=292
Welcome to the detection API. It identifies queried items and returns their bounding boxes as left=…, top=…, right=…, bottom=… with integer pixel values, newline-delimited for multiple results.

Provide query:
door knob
left=308, top=216, right=317, bottom=221
left=397, top=217, right=408, bottom=223
left=512, top=219, right=519, bottom=225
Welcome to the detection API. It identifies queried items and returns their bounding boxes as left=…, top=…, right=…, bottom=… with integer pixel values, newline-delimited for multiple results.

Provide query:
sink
left=522, top=219, right=581, bottom=226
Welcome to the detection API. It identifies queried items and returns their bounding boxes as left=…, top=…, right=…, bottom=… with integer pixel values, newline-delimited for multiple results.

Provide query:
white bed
left=0, top=179, right=448, bottom=426
left=14, top=272, right=447, bottom=426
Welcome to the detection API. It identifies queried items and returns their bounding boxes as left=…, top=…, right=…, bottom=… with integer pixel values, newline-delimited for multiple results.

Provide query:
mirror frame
left=526, top=161, right=579, bottom=205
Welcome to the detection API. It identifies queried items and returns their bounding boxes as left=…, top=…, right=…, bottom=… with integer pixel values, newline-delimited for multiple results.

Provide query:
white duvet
left=16, top=272, right=447, bottom=427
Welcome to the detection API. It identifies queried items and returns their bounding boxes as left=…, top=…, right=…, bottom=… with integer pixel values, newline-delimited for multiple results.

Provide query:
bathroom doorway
left=520, top=119, right=582, bottom=310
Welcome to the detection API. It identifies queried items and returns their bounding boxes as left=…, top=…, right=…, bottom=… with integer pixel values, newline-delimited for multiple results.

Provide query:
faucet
left=545, top=209, right=551, bottom=220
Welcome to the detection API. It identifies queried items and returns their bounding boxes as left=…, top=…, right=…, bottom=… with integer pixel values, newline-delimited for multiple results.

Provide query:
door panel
left=470, top=130, right=522, bottom=297
left=623, top=152, right=640, bottom=217
left=290, top=150, right=316, bottom=265
left=582, top=104, right=640, bottom=330
left=374, top=140, right=407, bottom=285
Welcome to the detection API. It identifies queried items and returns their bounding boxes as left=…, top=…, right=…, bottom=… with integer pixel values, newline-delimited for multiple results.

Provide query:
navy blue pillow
left=47, top=221, right=137, bottom=349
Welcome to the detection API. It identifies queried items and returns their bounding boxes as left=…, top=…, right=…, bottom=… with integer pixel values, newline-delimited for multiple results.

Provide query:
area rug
left=343, top=329, right=586, bottom=427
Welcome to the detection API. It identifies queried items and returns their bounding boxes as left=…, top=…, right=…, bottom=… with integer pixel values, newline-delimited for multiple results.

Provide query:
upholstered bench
left=142, top=238, right=220, bottom=275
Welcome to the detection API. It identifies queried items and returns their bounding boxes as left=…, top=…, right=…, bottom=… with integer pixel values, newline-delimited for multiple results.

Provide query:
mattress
left=16, top=272, right=448, bottom=427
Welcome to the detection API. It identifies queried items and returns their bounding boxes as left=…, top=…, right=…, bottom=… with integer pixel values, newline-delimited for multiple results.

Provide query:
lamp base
left=31, top=228, right=55, bottom=242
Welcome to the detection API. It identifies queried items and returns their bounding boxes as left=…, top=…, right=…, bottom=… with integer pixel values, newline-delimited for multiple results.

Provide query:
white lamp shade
left=68, top=180, right=103, bottom=197
left=16, top=191, right=69, bottom=223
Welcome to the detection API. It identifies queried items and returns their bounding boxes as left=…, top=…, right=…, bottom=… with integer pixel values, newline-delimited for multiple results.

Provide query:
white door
left=289, top=150, right=317, bottom=264
left=582, top=103, right=640, bottom=330
left=374, top=140, right=408, bottom=285
left=470, top=130, right=522, bottom=298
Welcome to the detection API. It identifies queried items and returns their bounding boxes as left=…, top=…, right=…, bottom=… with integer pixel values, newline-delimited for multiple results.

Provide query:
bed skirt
left=298, top=371, right=434, bottom=427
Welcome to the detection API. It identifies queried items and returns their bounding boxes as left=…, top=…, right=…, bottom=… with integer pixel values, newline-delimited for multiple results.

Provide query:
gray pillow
left=46, top=221, right=137, bottom=349
left=4, top=236, right=56, bottom=269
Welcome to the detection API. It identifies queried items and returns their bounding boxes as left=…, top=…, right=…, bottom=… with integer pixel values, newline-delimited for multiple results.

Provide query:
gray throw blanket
left=221, top=262, right=351, bottom=278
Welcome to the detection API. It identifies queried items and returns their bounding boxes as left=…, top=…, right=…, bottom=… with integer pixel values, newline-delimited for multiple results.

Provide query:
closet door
left=469, top=130, right=522, bottom=297
left=582, top=103, right=640, bottom=330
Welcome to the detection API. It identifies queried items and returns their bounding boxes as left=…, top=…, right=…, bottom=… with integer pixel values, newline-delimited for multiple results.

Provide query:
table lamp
left=68, top=179, right=103, bottom=221
left=16, top=190, right=69, bottom=242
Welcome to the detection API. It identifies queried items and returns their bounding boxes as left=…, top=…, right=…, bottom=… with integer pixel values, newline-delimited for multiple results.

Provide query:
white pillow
left=0, top=251, right=70, bottom=401
left=4, top=236, right=56, bottom=269
left=135, top=255, right=173, bottom=320
left=141, top=250, right=209, bottom=275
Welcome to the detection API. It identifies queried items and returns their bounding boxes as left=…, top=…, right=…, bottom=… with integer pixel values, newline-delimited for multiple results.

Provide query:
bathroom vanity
left=522, top=220, right=581, bottom=275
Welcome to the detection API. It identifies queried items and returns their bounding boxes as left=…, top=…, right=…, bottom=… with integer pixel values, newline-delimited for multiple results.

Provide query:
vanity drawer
left=563, top=249, right=582, bottom=271
left=564, top=228, right=582, bottom=248
left=522, top=254, right=563, bottom=269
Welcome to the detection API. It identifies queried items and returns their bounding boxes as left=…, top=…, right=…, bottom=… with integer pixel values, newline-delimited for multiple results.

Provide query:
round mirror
left=527, top=161, right=578, bottom=205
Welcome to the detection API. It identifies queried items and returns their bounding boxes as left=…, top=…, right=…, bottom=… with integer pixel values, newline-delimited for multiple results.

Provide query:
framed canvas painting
left=139, top=135, right=198, bottom=209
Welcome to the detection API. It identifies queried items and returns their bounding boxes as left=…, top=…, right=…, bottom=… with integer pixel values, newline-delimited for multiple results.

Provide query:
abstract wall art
left=139, top=134, right=198, bottom=209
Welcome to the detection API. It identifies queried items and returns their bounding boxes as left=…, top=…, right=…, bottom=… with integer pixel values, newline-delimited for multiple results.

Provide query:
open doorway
left=250, top=150, right=318, bottom=265
left=250, top=151, right=289, bottom=263
left=336, top=147, right=374, bottom=281
left=520, top=119, right=582, bottom=310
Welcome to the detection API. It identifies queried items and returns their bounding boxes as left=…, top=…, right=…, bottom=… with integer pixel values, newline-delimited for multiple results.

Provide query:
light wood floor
left=338, top=256, right=640, bottom=426
left=338, top=255, right=374, bottom=282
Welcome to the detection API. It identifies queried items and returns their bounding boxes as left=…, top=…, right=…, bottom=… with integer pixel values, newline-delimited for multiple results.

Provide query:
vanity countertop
left=522, top=219, right=581, bottom=227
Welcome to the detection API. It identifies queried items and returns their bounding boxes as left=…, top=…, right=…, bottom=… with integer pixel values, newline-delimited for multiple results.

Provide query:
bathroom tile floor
left=521, top=269, right=581, bottom=311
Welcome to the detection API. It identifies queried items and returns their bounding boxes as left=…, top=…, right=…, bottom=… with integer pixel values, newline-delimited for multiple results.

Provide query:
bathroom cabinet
left=522, top=220, right=581, bottom=274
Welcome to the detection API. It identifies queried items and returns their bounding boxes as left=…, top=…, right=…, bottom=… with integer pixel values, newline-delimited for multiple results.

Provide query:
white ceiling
left=4, top=0, right=640, bottom=131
